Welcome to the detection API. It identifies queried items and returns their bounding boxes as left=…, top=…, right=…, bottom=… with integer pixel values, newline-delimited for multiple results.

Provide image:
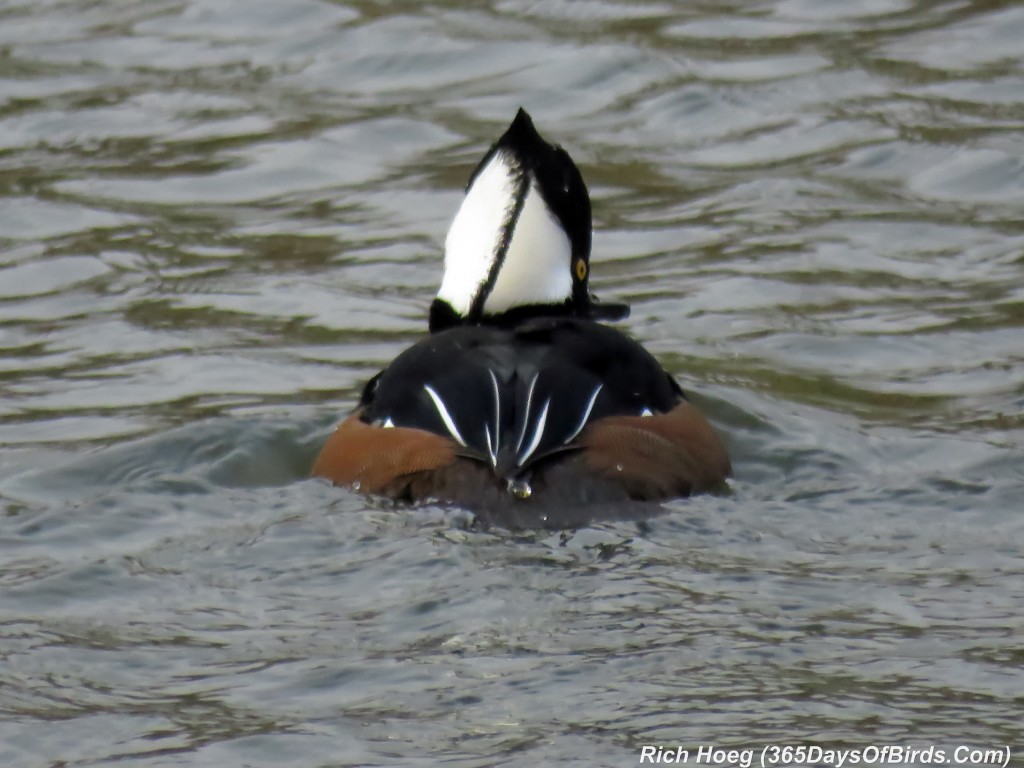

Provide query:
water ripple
left=1, top=0, right=1022, bottom=766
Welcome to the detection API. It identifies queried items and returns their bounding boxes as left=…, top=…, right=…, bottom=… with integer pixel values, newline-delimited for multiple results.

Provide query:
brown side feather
left=578, top=400, right=731, bottom=499
left=311, top=410, right=458, bottom=494
left=312, top=400, right=730, bottom=522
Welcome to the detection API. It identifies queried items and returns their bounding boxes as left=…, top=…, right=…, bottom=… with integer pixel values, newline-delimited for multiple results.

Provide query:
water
left=1, top=1, right=1022, bottom=765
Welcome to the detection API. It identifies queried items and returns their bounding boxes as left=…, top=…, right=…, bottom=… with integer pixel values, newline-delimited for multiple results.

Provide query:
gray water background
left=1, top=1, right=1023, bottom=766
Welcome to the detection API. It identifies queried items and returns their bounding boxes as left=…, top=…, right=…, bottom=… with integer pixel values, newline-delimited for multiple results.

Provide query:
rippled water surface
left=2, top=1, right=1023, bottom=766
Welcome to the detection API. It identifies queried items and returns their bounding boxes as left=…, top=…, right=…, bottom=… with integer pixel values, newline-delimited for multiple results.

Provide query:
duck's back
left=312, top=316, right=730, bottom=525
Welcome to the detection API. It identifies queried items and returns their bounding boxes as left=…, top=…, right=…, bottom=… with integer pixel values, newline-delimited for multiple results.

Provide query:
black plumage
left=359, top=316, right=684, bottom=484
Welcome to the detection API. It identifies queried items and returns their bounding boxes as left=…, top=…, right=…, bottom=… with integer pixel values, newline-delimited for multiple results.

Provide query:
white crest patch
left=484, top=182, right=572, bottom=314
left=437, top=150, right=518, bottom=316
left=437, top=149, right=573, bottom=316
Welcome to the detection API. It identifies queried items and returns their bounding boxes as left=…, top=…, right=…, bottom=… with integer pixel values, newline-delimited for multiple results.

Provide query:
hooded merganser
left=312, top=109, right=730, bottom=527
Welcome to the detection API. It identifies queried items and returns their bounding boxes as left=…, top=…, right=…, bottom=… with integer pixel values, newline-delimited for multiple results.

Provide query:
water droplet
left=615, top=464, right=624, bottom=472
left=507, top=479, right=532, bottom=499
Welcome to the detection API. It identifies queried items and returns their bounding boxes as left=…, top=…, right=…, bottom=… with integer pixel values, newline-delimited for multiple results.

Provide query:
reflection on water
left=1, top=0, right=1022, bottom=765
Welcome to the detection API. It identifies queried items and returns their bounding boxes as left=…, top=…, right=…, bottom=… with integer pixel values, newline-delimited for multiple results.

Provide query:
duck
left=312, top=108, right=730, bottom=528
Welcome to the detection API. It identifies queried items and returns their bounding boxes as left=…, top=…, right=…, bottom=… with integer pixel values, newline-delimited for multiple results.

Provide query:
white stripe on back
left=514, top=372, right=540, bottom=455
left=517, top=397, right=551, bottom=467
left=423, top=384, right=467, bottom=447
left=564, top=384, right=604, bottom=444
left=487, top=369, right=501, bottom=466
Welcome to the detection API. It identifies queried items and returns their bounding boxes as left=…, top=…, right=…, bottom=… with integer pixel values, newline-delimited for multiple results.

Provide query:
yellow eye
left=575, top=259, right=587, bottom=281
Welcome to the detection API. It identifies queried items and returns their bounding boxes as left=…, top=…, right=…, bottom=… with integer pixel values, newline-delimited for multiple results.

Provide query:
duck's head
left=430, top=108, right=628, bottom=331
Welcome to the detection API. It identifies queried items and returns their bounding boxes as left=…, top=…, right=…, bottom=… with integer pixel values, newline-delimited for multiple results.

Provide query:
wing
left=359, top=319, right=682, bottom=482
